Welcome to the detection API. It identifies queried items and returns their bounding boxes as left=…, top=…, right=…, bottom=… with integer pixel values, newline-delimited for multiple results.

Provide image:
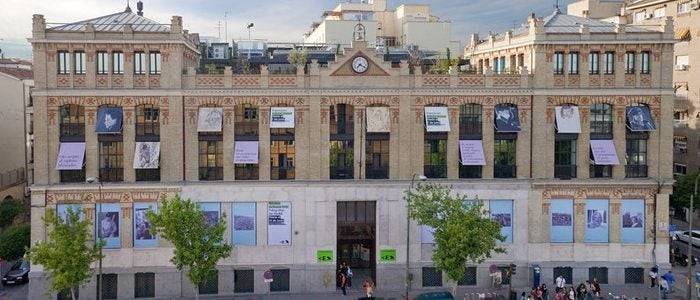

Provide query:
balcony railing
left=135, top=169, right=161, bottom=182
left=554, top=165, right=577, bottom=179
left=625, top=165, right=648, bottom=178
left=271, top=167, right=295, bottom=180
left=589, top=165, right=612, bottom=178
left=424, top=165, right=447, bottom=179
left=330, top=166, right=354, bottom=180
left=235, top=165, right=259, bottom=180
left=365, top=165, right=389, bottom=179
left=494, top=165, right=517, bottom=179
left=459, top=165, right=482, bottom=179
left=99, top=168, right=124, bottom=182
left=199, top=167, right=223, bottom=181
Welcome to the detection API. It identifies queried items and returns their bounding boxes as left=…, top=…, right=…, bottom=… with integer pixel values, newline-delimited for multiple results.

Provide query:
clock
left=352, top=56, right=369, bottom=73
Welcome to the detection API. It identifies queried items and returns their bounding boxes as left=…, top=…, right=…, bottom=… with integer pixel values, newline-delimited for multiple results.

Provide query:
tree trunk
left=70, top=287, right=76, bottom=300
left=452, top=282, right=458, bottom=299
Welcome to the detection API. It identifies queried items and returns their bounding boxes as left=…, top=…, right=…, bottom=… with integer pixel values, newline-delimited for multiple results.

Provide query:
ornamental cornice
left=45, top=188, right=180, bottom=205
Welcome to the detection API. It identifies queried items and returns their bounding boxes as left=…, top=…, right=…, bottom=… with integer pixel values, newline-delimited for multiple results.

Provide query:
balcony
left=199, top=167, right=223, bottom=181
left=625, top=165, right=648, bottom=178
left=424, top=165, right=447, bottom=179
left=271, top=167, right=295, bottom=180
left=554, top=165, right=577, bottom=179
left=459, top=165, right=482, bottom=179
left=589, top=165, right=612, bottom=178
left=494, top=165, right=516, bottom=179
left=365, top=165, right=389, bottom=179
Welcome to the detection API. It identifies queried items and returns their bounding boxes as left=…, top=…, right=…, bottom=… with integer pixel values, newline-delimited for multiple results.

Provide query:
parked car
left=414, top=291, right=454, bottom=300
left=675, top=230, right=700, bottom=246
left=2, top=259, right=29, bottom=285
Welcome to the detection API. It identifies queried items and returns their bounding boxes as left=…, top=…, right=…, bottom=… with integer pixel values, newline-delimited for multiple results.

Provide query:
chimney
left=137, top=1, right=144, bottom=16
left=32, top=14, right=46, bottom=39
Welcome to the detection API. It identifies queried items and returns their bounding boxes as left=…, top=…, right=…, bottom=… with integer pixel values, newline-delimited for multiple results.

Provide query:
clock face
left=352, top=56, right=369, bottom=73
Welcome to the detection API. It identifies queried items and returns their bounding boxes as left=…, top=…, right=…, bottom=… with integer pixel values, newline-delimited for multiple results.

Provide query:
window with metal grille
left=134, top=272, right=155, bottom=298
left=422, top=267, right=443, bottom=287
left=604, top=52, right=615, bottom=74
left=494, top=137, right=516, bottom=178
left=588, top=267, right=608, bottom=284
left=57, top=51, right=70, bottom=74
left=553, top=267, right=573, bottom=285
left=589, top=52, right=600, bottom=74
left=330, top=104, right=354, bottom=136
left=198, top=134, right=223, bottom=181
left=553, top=52, right=564, bottom=74
left=625, top=52, right=636, bottom=74
left=330, top=140, right=354, bottom=179
left=270, top=136, right=295, bottom=180
left=589, top=103, right=613, bottom=137
left=234, top=269, right=254, bottom=293
left=625, top=137, right=648, bottom=178
left=99, top=273, right=118, bottom=300
left=270, top=269, right=290, bottom=292
left=568, top=52, right=579, bottom=75
left=424, top=138, right=447, bottom=178
left=459, top=104, right=482, bottom=139
left=149, top=52, right=161, bottom=75
left=624, top=268, right=644, bottom=284
left=112, top=52, right=124, bottom=74
left=366, top=135, right=389, bottom=179
left=458, top=267, right=477, bottom=286
left=57, top=287, right=79, bottom=300
left=640, top=51, right=650, bottom=74
left=97, top=52, right=109, bottom=75
left=554, top=138, right=577, bottom=179
left=99, top=139, right=124, bottom=182
left=198, top=270, right=218, bottom=295
left=134, top=52, right=146, bottom=75
left=74, top=51, right=86, bottom=74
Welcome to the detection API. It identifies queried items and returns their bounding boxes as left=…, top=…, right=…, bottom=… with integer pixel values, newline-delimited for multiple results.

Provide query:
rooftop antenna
left=125, top=0, right=132, bottom=12
left=215, top=21, right=223, bottom=41
left=554, top=0, right=561, bottom=13
left=224, top=11, right=231, bottom=44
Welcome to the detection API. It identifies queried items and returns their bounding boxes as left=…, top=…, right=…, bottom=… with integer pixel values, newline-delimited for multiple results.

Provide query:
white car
left=674, top=230, right=700, bottom=246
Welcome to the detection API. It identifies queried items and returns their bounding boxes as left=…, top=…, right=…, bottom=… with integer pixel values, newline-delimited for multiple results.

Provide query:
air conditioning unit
left=675, top=65, right=689, bottom=71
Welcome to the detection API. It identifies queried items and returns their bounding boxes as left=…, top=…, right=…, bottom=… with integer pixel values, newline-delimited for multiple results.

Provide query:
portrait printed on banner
left=586, top=209, right=608, bottom=229
left=551, top=213, right=572, bottom=226
left=134, top=207, right=154, bottom=240
left=494, top=105, right=521, bottom=132
left=197, top=107, right=223, bottom=132
left=622, top=212, right=644, bottom=228
left=203, top=210, right=219, bottom=228
left=96, top=107, right=123, bottom=133
left=626, top=106, right=655, bottom=131
left=134, top=142, right=160, bottom=169
left=492, top=213, right=512, bottom=227
left=99, top=211, right=119, bottom=238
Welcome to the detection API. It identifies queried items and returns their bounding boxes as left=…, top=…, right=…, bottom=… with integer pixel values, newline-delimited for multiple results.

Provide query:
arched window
left=459, top=104, right=482, bottom=179
left=135, top=104, right=160, bottom=182
left=424, top=104, right=447, bottom=179
left=234, top=104, right=259, bottom=180
left=330, top=104, right=354, bottom=179
left=135, top=104, right=159, bottom=139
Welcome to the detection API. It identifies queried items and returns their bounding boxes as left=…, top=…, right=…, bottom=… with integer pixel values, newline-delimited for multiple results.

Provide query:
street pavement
left=0, top=283, right=27, bottom=300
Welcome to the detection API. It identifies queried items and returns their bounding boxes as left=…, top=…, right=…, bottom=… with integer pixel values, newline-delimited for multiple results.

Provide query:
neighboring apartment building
left=303, top=0, right=460, bottom=54
left=0, top=67, right=33, bottom=201
left=29, top=6, right=674, bottom=299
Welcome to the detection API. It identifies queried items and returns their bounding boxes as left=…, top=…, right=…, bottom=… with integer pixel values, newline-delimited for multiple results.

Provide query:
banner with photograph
left=56, top=142, right=86, bottom=170
left=267, top=202, right=292, bottom=245
left=97, top=203, right=121, bottom=249
left=133, top=203, right=157, bottom=248
left=234, top=141, right=259, bottom=164
left=57, top=204, right=83, bottom=221
left=200, top=202, right=221, bottom=228
left=421, top=225, right=435, bottom=244
left=494, top=105, right=521, bottom=132
left=366, top=106, right=390, bottom=133
left=207, top=43, right=230, bottom=60
left=590, top=140, right=620, bottom=165
left=490, top=200, right=513, bottom=243
left=232, top=202, right=257, bottom=246
left=459, top=140, right=486, bottom=166
left=197, top=107, right=223, bottom=132
left=550, top=199, right=574, bottom=243
left=621, top=199, right=645, bottom=244
left=626, top=106, right=656, bottom=132
left=133, top=142, right=160, bottom=169
left=585, top=199, right=609, bottom=243
left=270, top=107, right=295, bottom=129
left=555, top=106, right=581, bottom=133
left=424, top=107, right=450, bottom=132
left=96, top=107, right=123, bottom=134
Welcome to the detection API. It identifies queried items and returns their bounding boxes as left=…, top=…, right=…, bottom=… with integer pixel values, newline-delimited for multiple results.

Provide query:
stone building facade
left=29, top=7, right=674, bottom=299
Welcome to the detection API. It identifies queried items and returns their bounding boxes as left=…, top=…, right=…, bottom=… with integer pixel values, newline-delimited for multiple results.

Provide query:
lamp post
left=687, top=173, right=700, bottom=300
left=86, top=177, right=103, bottom=300
left=405, top=173, right=427, bottom=299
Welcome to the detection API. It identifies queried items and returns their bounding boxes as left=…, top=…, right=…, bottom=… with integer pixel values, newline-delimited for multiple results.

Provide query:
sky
left=0, top=0, right=572, bottom=60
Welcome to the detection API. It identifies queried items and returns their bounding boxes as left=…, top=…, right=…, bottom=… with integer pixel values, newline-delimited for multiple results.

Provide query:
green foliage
left=406, top=183, right=505, bottom=283
left=0, top=198, right=24, bottom=229
left=671, top=172, right=700, bottom=209
left=0, top=224, right=29, bottom=260
left=28, top=208, right=103, bottom=300
left=146, top=195, right=231, bottom=289
left=287, top=49, right=308, bottom=66
left=205, top=64, right=218, bottom=75
left=240, top=58, right=251, bottom=74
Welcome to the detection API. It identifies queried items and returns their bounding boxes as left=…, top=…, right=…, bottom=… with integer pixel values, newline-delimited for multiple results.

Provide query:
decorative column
left=183, top=104, right=199, bottom=181
left=354, top=105, right=365, bottom=179
left=85, top=107, right=99, bottom=181
left=159, top=96, right=180, bottom=181
left=609, top=201, right=621, bottom=243
left=482, top=103, right=494, bottom=179
left=447, top=105, right=459, bottom=179
left=258, top=106, right=271, bottom=181
left=308, top=96, right=322, bottom=179
left=123, top=106, right=135, bottom=182
left=389, top=100, right=400, bottom=179
left=613, top=100, right=626, bottom=179
left=516, top=97, right=532, bottom=179
left=223, top=107, right=235, bottom=181
left=319, top=102, right=330, bottom=180
left=573, top=196, right=586, bottom=243
left=577, top=104, right=590, bottom=179
left=47, top=101, right=60, bottom=184
left=121, top=202, right=133, bottom=248
left=295, top=104, right=309, bottom=179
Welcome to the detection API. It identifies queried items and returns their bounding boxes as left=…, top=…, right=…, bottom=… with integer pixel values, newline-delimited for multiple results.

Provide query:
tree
left=0, top=224, right=29, bottom=261
left=406, top=183, right=505, bottom=295
left=0, top=198, right=24, bottom=230
left=287, top=48, right=308, bottom=66
left=671, top=172, right=700, bottom=210
left=146, top=195, right=231, bottom=299
left=28, top=208, right=103, bottom=300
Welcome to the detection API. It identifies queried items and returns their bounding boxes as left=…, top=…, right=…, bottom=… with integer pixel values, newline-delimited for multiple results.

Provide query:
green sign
left=316, top=250, right=334, bottom=263
left=379, top=248, right=396, bottom=262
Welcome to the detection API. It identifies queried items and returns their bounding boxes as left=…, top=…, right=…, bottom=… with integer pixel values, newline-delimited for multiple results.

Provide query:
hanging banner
left=590, top=140, right=620, bottom=165
left=621, top=199, right=645, bottom=244
left=97, top=203, right=121, bottom=249
left=200, top=202, right=221, bottom=228
left=232, top=202, right=257, bottom=246
left=550, top=199, right=574, bottom=243
left=494, top=105, right=521, bottom=132
left=585, top=199, right=609, bottom=243
left=268, top=202, right=291, bottom=245
left=57, top=204, right=83, bottom=221
left=626, top=106, right=656, bottom=132
left=421, top=225, right=436, bottom=244
left=270, top=107, right=295, bottom=129
left=234, top=141, right=259, bottom=164
left=133, top=142, right=160, bottom=169
left=490, top=200, right=513, bottom=243
left=133, top=203, right=158, bottom=248
left=459, top=140, right=486, bottom=166
left=197, top=107, right=224, bottom=132
left=555, top=106, right=581, bottom=133
left=96, top=107, right=123, bottom=134
left=366, top=106, right=390, bottom=133
left=56, top=142, right=86, bottom=170
left=424, top=107, right=450, bottom=132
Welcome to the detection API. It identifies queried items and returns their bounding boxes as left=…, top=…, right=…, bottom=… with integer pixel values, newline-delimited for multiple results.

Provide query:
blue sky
left=0, top=0, right=572, bottom=60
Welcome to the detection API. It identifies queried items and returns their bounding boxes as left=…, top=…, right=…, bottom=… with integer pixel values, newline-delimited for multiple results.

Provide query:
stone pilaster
left=223, top=108, right=235, bottom=181
left=184, top=107, right=199, bottom=181
left=295, top=106, right=309, bottom=179
left=517, top=102, right=532, bottom=179
left=609, top=201, right=621, bottom=243
left=447, top=106, right=459, bottom=179
left=482, top=104, right=494, bottom=179
left=397, top=95, right=413, bottom=179
left=354, top=106, right=365, bottom=179
left=258, top=107, right=271, bottom=181
left=85, top=107, right=98, bottom=181
left=162, top=96, right=183, bottom=182
left=532, top=96, right=550, bottom=179
left=308, top=97, right=322, bottom=179
left=577, top=106, right=590, bottom=179
left=613, top=105, right=626, bottom=179
left=121, top=202, right=133, bottom=248
left=47, top=105, right=60, bottom=184
left=389, top=105, right=400, bottom=179
left=320, top=104, right=330, bottom=180
left=123, top=107, right=135, bottom=182
left=573, top=199, right=585, bottom=242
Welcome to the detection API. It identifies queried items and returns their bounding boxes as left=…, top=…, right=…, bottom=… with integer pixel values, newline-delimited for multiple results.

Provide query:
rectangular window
left=134, top=52, right=146, bottom=75
left=330, top=140, right=354, bottom=179
left=494, top=138, right=516, bottom=178
left=97, top=52, right=109, bottom=75
left=625, top=138, right=648, bottom=178
left=553, top=52, right=564, bottom=74
left=58, top=51, right=70, bottom=74
left=270, top=137, right=295, bottom=180
left=198, top=134, right=223, bottom=181
left=270, top=269, right=290, bottom=292
left=73, top=51, right=86, bottom=74
left=135, top=105, right=160, bottom=181
left=678, top=1, right=691, bottom=14
left=457, top=267, right=477, bottom=286
left=234, top=269, right=254, bottom=293
left=640, top=51, right=650, bottom=74
left=604, top=52, right=615, bottom=74
left=625, top=268, right=645, bottom=284
left=625, top=52, right=636, bottom=74
left=422, top=267, right=443, bottom=287
left=654, top=7, right=666, bottom=18
left=134, top=272, right=155, bottom=298
left=589, top=104, right=613, bottom=137
left=589, top=267, right=609, bottom=284
left=198, top=270, right=218, bottom=295
left=366, top=135, right=389, bottom=179
left=553, top=267, right=573, bottom=285
left=554, top=139, right=577, bottom=179
left=674, top=136, right=688, bottom=153
left=149, top=52, right=161, bottom=75
left=112, top=52, right=124, bottom=74
left=99, top=140, right=124, bottom=182
left=99, top=274, right=118, bottom=300
left=674, top=163, right=687, bottom=176
left=424, top=137, right=447, bottom=178
left=589, top=52, right=600, bottom=74
left=568, top=52, right=579, bottom=75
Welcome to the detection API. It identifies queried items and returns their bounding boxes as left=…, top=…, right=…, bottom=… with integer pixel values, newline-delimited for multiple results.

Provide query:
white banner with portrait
left=366, top=106, right=390, bottom=133
left=555, top=106, right=581, bottom=133
left=197, top=107, right=223, bottom=132
left=133, top=142, right=160, bottom=169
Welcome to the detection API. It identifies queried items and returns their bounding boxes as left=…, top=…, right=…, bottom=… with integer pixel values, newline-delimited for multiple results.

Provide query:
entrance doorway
left=336, top=201, right=376, bottom=288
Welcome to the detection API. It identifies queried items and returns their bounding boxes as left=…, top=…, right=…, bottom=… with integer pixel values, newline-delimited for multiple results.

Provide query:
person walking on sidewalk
left=576, top=283, right=587, bottom=300
left=556, top=275, right=566, bottom=290
left=346, top=265, right=353, bottom=288
left=339, top=272, right=348, bottom=296
left=649, top=266, right=658, bottom=288
left=662, top=270, right=675, bottom=293
left=362, top=278, right=374, bottom=299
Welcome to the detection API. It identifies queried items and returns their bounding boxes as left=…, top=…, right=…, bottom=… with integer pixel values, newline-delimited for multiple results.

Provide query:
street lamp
left=405, top=173, right=427, bottom=299
left=86, top=177, right=103, bottom=300
left=687, top=173, right=700, bottom=300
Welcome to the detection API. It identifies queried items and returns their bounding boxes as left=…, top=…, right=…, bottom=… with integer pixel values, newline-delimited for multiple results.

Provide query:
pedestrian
left=662, top=271, right=675, bottom=293
left=521, top=292, right=528, bottom=300
left=591, top=278, right=601, bottom=298
left=649, top=266, right=658, bottom=288
left=567, top=287, right=575, bottom=300
left=347, top=265, right=353, bottom=288
left=576, top=283, right=587, bottom=300
left=584, top=281, right=593, bottom=300
left=362, top=278, right=374, bottom=299
left=659, top=277, right=669, bottom=299
left=556, top=275, right=566, bottom=290
left=541, top=283, right=549, bottom=300
left=339, top=272, right=348, bottom=296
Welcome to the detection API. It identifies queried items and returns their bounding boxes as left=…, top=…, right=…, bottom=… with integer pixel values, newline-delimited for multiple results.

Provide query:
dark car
left=414, top=291, right=454, bottom=300
left=2, top=259, right=30, bottom=285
